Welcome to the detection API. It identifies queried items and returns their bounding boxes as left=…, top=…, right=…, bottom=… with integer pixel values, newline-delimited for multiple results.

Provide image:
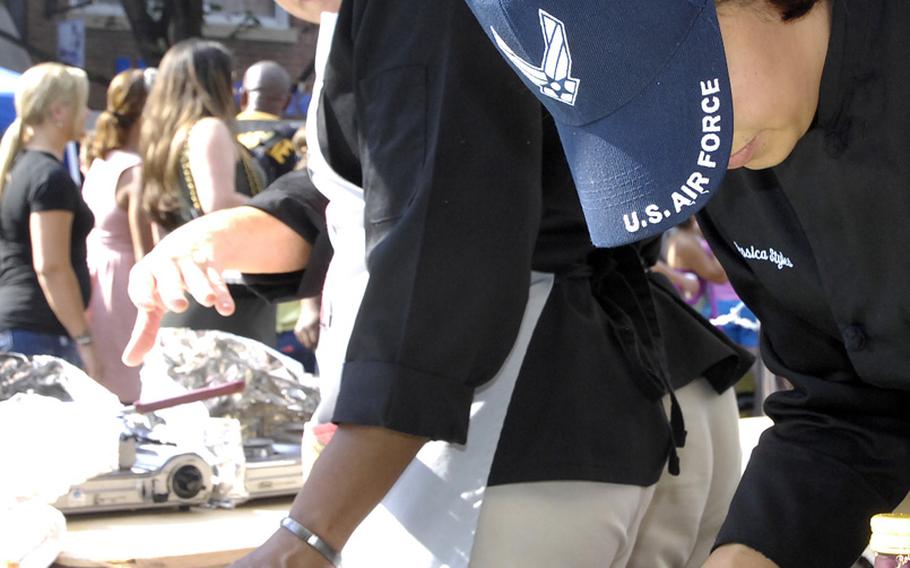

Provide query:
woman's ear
left=47, top=100, right=68, bottom=128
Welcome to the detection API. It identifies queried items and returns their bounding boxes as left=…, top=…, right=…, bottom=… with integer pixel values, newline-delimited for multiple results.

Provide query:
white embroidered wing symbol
left=491, top=9, right=580, bottom=106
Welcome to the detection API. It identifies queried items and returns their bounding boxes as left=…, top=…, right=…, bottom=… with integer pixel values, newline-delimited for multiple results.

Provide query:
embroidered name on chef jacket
left=734, top=241, right=794, bottom=270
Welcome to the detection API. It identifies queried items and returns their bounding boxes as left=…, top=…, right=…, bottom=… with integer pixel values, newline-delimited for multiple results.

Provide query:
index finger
left=122, top=308, right=163, bottom=367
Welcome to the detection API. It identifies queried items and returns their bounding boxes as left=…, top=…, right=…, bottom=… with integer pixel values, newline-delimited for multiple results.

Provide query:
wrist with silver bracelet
left=73, top=332, right=92, bottom=346
left=280, top=516, right=341, bottom=567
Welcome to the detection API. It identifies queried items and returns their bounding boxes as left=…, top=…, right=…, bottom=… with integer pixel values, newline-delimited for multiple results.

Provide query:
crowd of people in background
left=0, top=40, right=315, bottom=403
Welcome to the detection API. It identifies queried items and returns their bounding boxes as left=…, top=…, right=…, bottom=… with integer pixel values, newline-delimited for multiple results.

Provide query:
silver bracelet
left=73, top=332, right=92, bottom=346
left=280, top=516, right=341, bottom=567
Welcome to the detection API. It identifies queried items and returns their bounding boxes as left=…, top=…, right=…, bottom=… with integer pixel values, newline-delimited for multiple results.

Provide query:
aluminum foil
left=0, top=354, right=123, bottom=506
left=142, top=328, right=320, bottom=442
left=0, top=335, right=315, bottom=510
left=0, top=352, right=125, bottom=408
left=0, top=353, right=73, bottom=402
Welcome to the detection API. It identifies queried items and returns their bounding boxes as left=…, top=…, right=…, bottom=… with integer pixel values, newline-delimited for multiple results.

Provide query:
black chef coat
left=699, top=2, right=910, bottom=566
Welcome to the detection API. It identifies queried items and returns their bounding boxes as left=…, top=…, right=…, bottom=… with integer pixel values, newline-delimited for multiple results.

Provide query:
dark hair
left=86, top=69, right=148, bottom=165
left=140, top=39, right=235, bottom=226
left=717, top=0, right=820, bottom=20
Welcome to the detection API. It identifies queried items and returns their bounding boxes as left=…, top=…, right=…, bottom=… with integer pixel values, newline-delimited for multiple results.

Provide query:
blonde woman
left=81, top=69, right=154, bottom=403
left=0, top=63, right=101, bottom=380
left=140, top=39, right=274, bottom=346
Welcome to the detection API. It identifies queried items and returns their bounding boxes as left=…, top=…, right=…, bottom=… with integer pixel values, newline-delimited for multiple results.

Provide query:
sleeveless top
left=83, top=150, right=142, bottom=251
left=158, top=138, right=276, bottom=346
left=157, top=141, right=265, bottom=231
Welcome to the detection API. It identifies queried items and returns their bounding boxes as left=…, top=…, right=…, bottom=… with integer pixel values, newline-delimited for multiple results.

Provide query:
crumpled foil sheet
left=0, top=352, right=125, bottom=407
left=1, top=353, right=73, bottom=402
left=0, top=354, right=123, bottom=507
left=143, top=328, right=320, bottom=442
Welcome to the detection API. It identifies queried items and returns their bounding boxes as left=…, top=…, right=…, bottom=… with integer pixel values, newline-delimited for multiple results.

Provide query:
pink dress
left=82, top=150, right=142, bottom=402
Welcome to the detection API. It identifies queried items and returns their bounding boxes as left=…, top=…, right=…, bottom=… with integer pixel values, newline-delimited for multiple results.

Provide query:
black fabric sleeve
left=330, top=1, right=544, bottom=443
left=698, top=211, right=910, bottom=568
left=716, top=364, right=910, bottom=568
left=243, top=170, right=332, bottom=301
left=30, top=167, right=78, bottom=213
left=248, top=170, right=327, bottom=243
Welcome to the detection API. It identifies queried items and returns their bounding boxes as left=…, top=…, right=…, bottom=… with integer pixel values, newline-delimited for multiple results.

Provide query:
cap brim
left=556, top=6, right=732, bottom=248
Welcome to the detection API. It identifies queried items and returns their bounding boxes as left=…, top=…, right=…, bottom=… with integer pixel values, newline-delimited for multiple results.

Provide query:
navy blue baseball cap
left=465, top=0, right=733, bottom=247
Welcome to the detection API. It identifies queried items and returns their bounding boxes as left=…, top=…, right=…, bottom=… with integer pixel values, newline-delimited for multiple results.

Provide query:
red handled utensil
left=121, top=379, right=246, bottom=414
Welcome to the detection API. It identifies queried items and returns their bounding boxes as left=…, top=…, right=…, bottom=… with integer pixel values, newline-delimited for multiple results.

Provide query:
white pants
left=472, top=481, right=655, bottom=568
left=470, top=380, right=740, bottom=568
left=628, top=380, right=742, bottom=568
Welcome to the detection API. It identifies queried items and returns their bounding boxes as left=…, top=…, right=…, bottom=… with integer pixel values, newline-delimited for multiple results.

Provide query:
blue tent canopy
left=0, top=67, right=20, bottom=136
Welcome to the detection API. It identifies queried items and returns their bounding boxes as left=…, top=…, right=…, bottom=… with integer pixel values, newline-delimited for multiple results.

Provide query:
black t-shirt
left=698, top=2, right=910, bottom=566
left=0, top=150, right=94, bottom=335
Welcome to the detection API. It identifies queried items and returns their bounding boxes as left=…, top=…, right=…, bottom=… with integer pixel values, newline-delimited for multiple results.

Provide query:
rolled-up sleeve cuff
left=332, top=361, right=475, bottom=444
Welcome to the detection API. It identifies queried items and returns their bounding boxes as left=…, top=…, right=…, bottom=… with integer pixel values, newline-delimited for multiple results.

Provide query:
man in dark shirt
left=467, top=1, right=910, bottom=567
left=236, top=60, right=298, bottom=184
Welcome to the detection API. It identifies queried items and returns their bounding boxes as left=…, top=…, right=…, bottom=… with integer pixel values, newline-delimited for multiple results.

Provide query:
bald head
left=241, top=60, right=292, bottom=115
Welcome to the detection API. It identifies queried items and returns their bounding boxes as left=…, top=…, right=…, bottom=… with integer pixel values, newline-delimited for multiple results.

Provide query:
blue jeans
left=0, top=328, right=82, bottom=367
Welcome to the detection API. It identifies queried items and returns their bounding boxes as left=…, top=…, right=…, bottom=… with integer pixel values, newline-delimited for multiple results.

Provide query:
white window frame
left=69, top=1, right=294, bottom=39
left=205, top=2, right=290, bottom=29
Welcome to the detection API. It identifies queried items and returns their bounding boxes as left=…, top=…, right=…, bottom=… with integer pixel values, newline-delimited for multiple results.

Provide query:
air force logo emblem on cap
left=491, top=10, right=580, bottom=106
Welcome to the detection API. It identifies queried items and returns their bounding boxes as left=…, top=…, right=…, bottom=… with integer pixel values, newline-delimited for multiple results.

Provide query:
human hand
left=229, top=528, right=333, bottom=568
left=294, top=296, right=321, bottom=350
left=703, top=544, right=779, bottom=568
left=121, top=230, right=235, bottom=367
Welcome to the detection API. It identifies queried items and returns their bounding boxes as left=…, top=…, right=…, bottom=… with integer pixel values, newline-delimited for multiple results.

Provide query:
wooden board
left=53, top=496, right=294, bottom=568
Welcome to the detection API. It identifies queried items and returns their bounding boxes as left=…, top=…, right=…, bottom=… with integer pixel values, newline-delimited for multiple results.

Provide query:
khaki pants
left=472, top=480, right=655, bottom=568
left=471, top=380, right=741, bottom=568
left=628, top=381, right=742, bottom=568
